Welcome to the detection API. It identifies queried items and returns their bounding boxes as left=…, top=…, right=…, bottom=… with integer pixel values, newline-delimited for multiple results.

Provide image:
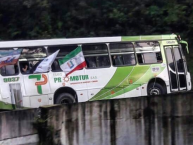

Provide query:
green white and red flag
left=59, top=46, right=86, bottom=76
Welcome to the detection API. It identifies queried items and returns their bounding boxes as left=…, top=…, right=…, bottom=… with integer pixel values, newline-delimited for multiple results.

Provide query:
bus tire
left=55, top=93, right=76, bottom=104
left=148, top=83, right=166, bottom=96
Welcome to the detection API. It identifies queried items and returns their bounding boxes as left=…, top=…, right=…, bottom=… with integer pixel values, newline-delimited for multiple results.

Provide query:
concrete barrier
left=41, top=92, right=193, bottom=145
left=1, top=92, right=193, bottom=145
left=0, top=109, right=39, bottom=145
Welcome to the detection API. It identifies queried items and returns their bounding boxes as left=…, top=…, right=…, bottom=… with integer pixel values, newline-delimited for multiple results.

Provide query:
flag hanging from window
left=59, top=46, right=86, bottom=76
left=33, top=50, right=60, bottom=73
left=0, top=49, right=22, bottom=68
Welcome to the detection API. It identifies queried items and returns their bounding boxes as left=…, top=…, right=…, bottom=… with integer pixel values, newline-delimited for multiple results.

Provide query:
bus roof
left=122, top=34, right=177, bottom=41
left=0, top=34, right=177, bottom=48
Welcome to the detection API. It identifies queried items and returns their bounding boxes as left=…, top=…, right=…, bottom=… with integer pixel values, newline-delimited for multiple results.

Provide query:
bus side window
left=82, top=43, right=110, bottom=69
left=109, top=42, right=136, bottom=67
left=112, top=55, right=124, bottom=66
left=0, top=64, right=19, bottom=76
left=135, top=41, right=162, bottom=64
left=98, top=56, right=110, bottom=67
left=48, top=44, right=77, bottom=72
left=85, top=57, right=97, bottom=68
left=137, top=52, right=162, bottom=64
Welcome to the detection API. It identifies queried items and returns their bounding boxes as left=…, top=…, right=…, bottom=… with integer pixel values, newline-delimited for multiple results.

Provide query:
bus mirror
left=180, top=40, right=189, bottom=54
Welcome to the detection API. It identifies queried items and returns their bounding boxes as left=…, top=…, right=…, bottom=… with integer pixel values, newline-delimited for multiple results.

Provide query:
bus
left=0, top=34, right=191, bottom=110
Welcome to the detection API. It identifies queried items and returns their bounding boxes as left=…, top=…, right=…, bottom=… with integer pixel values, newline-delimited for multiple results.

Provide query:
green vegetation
left=0, top=0, right=192, bottom=78
left=0, top=0, right=192, bottom=40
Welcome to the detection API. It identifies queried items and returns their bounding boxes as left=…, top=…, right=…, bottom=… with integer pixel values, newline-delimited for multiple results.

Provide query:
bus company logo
left=63, top=75, right=89, bottom=82
left=63, top=76, right=70, bottom=82
left=70, top=75, right=89, bottom=81
left=151, top=66, right=160, bottom=73
left=29, top=74, right=48, bottom=94
left=67, top=60, right=74, bottom=69
left=166, top=40, right=175, bottom=44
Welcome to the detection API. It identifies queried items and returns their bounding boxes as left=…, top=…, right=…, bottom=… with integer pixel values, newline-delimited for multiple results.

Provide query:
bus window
left=82, top=44, right=108, bottom=55
left=19, top=60, right=43, bottom=74
left=109, top=42, right=135, bottom=66
left=48, top=45, right=78, bottom=57
left=137, top=52, right=163, bottom=64
left=112, top=55, right=124, bottom=66
left=85, top=57, right=97, bottom=68
left=143, top=53, right=157, bottom=63
left=0, top=64, right=19, bottom=76
left=98, top=56, right=110, bottom=67
left=135, top=41, right=162, bottom=64
left=123, top=54, right=136, bottom=65
left=48, top=45, right=77, bottom=72
left=82, top=44, right=110, bottom=69
left=20, top=47, right=46, bottom=59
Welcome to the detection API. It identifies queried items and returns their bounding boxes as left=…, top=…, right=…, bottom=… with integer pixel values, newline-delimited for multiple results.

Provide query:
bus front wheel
left=148, top=83, right=166, bottom=96
left=55, top=93, right=76, bottom=104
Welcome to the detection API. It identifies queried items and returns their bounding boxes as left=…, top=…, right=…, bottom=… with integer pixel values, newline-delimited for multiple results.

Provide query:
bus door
left=0, top=64, right=23, bottom=109
left=165, top=46, right=187, bottom=92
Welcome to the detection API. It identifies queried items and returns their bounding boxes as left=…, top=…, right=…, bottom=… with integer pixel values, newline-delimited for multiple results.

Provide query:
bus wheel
left=55, top=93, right=75, bottom=104
left=148, top=83, right=166, bottom=96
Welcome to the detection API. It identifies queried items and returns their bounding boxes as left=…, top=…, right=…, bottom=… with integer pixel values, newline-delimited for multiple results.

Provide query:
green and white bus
left=0, top=34, right=191, bottom=110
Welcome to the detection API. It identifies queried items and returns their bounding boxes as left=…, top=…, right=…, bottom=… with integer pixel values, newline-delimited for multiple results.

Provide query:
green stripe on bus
left=121, top=34, right=176, bottom=41
left=90, top=66, right=150, bottom=100
left=90, top=64, right=165, bottom=100
left=90, top=66, right=134, bottom=100
left=103, top=66, right=161, bottom=99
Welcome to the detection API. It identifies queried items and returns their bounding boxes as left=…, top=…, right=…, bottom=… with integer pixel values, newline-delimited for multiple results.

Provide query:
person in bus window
left=99, top=56, right=110, bottom=67
left=22, top=65, right=28, bottom=72
left=21, top=63, right=29, bottom=73
left=113, top=55, right=123, bottom=66
left=86, top=57, right=96, bottom=68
